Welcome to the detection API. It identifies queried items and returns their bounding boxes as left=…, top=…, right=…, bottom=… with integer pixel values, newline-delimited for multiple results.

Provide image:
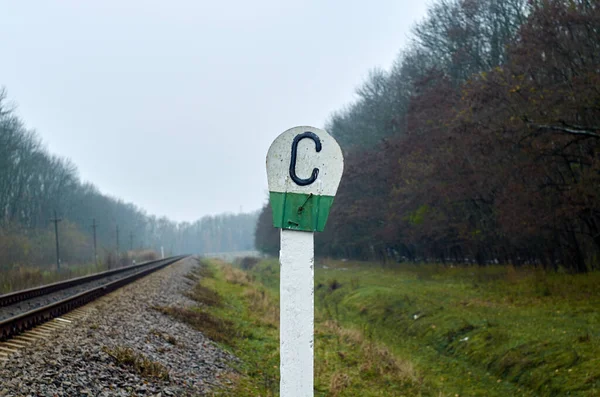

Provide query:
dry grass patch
left=154, top=305, right=234, bottom=344
left=329, top=371, right=352, bottom=396
left=186, top=258, right=216, bottom=282
left=222, top=264, right=252, bottom=286
left=322, top=320, right=418, bottom=384
left=242, top=287, right=279, bottom=327
left=102, top=346, right=169, bottom=380
left=184, top=264, right=223, bottom=307
left=149, top=328, right=178, bottom=345
left=186, top=283, right=223, bottom=307
left=1, top=263, right=108, bottom=294
left=184, top=271, right=200, bottom=282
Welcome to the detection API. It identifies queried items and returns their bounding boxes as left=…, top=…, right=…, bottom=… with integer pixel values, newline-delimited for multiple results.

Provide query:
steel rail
left=0, top=255, right=187, bottom=341
left=0, top=258, right=174, bottom=307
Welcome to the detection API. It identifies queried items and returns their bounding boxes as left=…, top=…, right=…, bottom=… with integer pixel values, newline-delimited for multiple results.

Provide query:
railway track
left=0, top=255, right=187, bottom=346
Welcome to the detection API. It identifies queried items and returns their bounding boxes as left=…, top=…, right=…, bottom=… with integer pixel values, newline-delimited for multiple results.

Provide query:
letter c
left=289, top=131, right=322, bottom=186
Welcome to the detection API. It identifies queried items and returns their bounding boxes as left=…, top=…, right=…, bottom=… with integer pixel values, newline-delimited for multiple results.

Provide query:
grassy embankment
left=169, top=257, right=600, bottom=396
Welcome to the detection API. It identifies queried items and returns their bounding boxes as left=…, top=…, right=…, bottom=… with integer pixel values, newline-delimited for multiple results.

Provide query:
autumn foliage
left=256, top=0, right=600, bottom=272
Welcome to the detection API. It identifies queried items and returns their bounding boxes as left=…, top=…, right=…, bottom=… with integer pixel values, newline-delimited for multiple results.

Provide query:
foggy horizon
left=0, top=1, right=429, bottom=222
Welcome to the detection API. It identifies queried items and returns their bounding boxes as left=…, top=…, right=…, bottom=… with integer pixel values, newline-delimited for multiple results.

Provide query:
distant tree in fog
left=0, top=89, right=258, bottom=268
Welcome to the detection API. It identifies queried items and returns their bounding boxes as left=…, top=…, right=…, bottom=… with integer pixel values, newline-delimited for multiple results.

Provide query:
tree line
left=0, top=89, right=257, bottom=269
left=256, top=0, right=600, bottom=272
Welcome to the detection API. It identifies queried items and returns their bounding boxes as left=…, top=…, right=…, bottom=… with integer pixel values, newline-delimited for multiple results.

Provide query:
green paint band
left=269, top=191, right=335, bottom=232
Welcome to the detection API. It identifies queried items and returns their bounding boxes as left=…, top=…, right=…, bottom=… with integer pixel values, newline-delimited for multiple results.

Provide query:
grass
left=311, top=259, right=600, bottom=396
left=156, top=258, right=280, bottom=395
left=165, top=258, right=426, bottom=396
left=162, top=257, right=600, bottom=396
left=186, top=282, right=224, bottom=307
left=315, top=320, right=420, bottom=396
left=149, top=328, right=179, bottom=345
left=153, top=305, right=235, bottom=344
left=102, top=346, right=170, bottom=381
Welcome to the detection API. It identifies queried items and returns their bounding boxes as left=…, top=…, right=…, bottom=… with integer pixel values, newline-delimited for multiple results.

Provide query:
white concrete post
left=161, top=246, right=165, bottom=259
left=266, top=126, right=343, bottom=397
left=280, top=229, right=314, bottom=396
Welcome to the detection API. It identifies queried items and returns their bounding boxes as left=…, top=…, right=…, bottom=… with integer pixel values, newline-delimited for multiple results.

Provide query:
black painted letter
left=289, top=132, right=322, bottom=186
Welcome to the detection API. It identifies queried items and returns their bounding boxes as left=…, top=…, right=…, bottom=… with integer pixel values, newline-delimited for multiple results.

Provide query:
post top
left=266, top=126, right=344, bottom=232
left=266, top=126, right=343, bottom=197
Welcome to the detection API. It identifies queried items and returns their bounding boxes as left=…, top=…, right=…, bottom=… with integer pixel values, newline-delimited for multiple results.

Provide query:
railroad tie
left=12, top=335, right=37, bottom=343
left=0, top=344, right=20, bottom=353
left=2, top=341, right=28, bottom=349
left=24, top=330, right=50, bottom=338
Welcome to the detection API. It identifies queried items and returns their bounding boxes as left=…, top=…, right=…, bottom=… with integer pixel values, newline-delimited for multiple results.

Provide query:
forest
left=255, top=0, right=600, bottom=273
left=0, top=89, right=258, bottom=269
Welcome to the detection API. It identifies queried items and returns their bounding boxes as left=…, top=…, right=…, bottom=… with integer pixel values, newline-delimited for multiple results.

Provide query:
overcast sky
left=0, top=1, right=428, bottom=222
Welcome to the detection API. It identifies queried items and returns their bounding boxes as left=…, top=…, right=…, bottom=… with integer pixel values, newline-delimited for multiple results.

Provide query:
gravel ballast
left=0, top=257, right=236, bottom=396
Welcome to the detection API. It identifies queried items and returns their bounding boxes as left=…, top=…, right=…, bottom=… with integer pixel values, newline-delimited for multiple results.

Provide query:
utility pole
left=116, top=225, right=120, bottom=260
left=50, top=210, right=62, bottom=270
left=129, top=231, right=134, bottom=251
left=91, top=219, right=98, bottom=264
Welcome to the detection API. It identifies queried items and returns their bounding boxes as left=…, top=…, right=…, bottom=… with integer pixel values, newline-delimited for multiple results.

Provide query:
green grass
left=178, top=259, right=281, bottom=395
left=311, top=260, right=600, bottom=396
left=171, top=258, right=424, bottom=396
left=172, top=257, right=600, bottom=396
